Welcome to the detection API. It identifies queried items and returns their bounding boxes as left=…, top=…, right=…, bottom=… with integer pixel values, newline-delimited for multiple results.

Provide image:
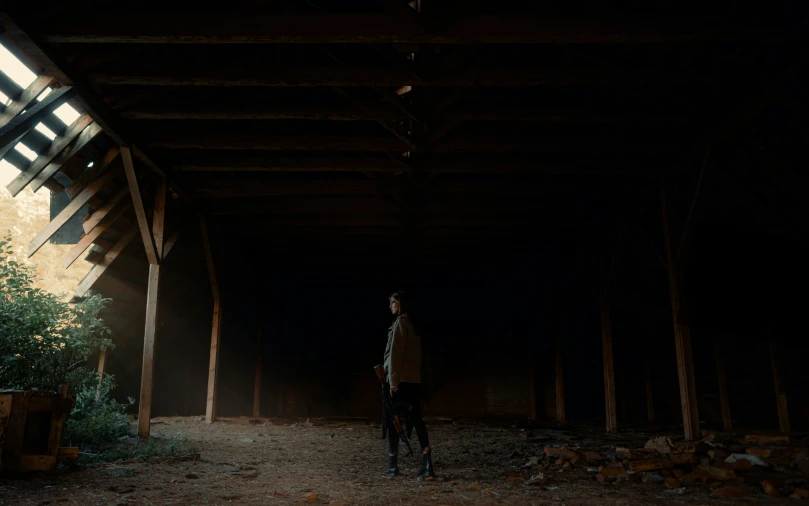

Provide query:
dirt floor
left=0, top=417, right=799, bottom=505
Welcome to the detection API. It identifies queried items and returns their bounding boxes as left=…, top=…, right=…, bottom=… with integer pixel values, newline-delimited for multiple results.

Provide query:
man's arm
left=386, top=318, right=408, bottom=389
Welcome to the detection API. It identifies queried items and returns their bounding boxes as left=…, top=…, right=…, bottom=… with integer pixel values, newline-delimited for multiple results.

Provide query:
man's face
left=389, top=298, right=400, bottom=315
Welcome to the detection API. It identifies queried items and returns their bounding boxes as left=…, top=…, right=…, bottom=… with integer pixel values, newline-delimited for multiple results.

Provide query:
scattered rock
left=645, top=437, right=673, bottom=454
left=185, top=473, right=199, bottom=479
left=791, top=488, right=809, bottom=499
left=744, top=434, right=789, bottom=445
left=707, top=466, right=737, bottom=481
left=524, top=473, right=545, bottom=485
left=584, top=452, right=601, bottom=461
left=523, top=456, right=540, bottom=468
left=664, top=477, right=681, bottom=489
left=304, top=492, right=319, bottom=501
left=556, top=457, right=565, bottom=466
left=681, top=469, right=710, bottom=485
left=626, top=459, right=674, bottom=472
left=671, top=453, right=699, bottom=465
left=672, top=469, right=685, bottom=479
left=470, top=482, right=482, bottom=490
left=329, top=500, right=352, bottom=506
left=545, top=447, right=584, bottom=460
left=726, top=453, right=769, bottom=468
left=762, top=480, right=780, bottom=497
left=641, top=472, right=665, bottom=483
left=711, top=486, right=750, bottom=498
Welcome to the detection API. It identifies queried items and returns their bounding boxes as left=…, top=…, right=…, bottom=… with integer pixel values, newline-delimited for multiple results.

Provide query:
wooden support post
left=769, top=340, right=790, bottom=433
left=137, top=180, right=166, bottom=439
left=714, top=341, right=732, bottom=430
left=662, top=185, right=700, bottom=440
left=644, top=361, right=655, bottom=423
left=252, top=328, right=262, bottom=418
left=200, top=215, right=222, bottom=423
left=137, top=263, right=161, bottom=439
left=206, top=298, right=223, bottom=423
left=555, top=339, right=565, bottom=424
left=601, top=303, right=617, bottom=433
left=95, top=349, right=107, bottom=400
left=528, top=366, right=537, bottom=420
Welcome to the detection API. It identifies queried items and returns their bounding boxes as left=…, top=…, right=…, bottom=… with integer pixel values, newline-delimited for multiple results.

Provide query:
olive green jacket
left=383, top=314, right=422, bottom=386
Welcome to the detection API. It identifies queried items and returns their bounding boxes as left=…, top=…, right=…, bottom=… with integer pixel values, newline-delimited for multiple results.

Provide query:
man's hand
left=390, top=384, right=399, bottom=396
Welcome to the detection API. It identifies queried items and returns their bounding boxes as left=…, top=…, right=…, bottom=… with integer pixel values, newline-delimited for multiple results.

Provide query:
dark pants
left=387, top=382, right=430, bottom=454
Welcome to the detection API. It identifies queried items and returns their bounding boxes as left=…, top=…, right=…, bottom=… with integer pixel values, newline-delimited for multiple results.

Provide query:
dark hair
left=389, top=291, right=406, bottom=314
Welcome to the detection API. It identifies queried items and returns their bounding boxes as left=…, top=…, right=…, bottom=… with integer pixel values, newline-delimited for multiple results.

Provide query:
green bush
left=63, top=376, right=134, bottom=448
left=0, top=235, right=113, bottom=392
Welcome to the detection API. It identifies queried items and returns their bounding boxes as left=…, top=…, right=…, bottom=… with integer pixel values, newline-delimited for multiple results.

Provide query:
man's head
left=389, top=291, right=404, bottom=315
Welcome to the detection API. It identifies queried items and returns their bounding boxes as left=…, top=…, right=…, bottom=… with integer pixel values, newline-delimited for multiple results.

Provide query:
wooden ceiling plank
left=0, top=85, right=76, bottom=156
left=7, top=114, right=94, bottom=196
left=86, top=66, right=705, bottom=88
left=66, top=146, right=120, bottom=199
left=121, top=146, right=160, bottom=265
left=34, top=13, right=795, bottom=44
left=63, top=196, right=130, bottom=268
left=82, top=185, right=130, bottom=234
left=30, top=121, right=103, bottom=193
left=74, top=225, right=138, bottom=297
left=27, top=167, right=118, bottom=258
left=0, top=75, right=56, bottom=128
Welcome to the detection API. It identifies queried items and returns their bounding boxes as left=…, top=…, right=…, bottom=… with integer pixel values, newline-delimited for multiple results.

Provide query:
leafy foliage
left=76, top=436, right=199, bottom=466
left=0, top=234, right=113, bottom=391
left=63, top=375, right=134, bottom=448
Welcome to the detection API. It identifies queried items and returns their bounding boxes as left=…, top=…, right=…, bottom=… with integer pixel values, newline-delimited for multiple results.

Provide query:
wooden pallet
left=0, top=387, right=78, bottom=472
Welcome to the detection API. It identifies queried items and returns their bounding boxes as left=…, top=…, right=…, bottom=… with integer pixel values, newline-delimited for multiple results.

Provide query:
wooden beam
left=121, top=146, right=159, bottom=265
left=0, top=85, right=76, bottom=154
left=67, top=146, right=121, bottom=199
left=63, top=193, right=129, bottom=268
left=252, top=328, right=262, bottom=419
left=0, top=75, right=55, bottom=127
left=644, top=361, right=655, bottom=423
left=89, top=65, right=704, bottom=88
left=162, top=229, right=180, bottom=260
left=75, top=225, right=137, bottom=296
left=661, top=185, right=700, bottom=440
left=555, top=338, right=565, bottom=424
left=30, top=121, right=103, bottom=193
left=206, top=297, right=223, bottom=424
left=528, top=366, right=537, bottom=420
left=601, top=303, right=617, bottom=434
left=714, top=340, right=732, bottom=430
left=150, top=134, right=676, bottom=153
left=95, top=349, right=107, bottom=400
left=7, top=114, right=94, bottom=196
left=137, top=263, right=161, bottom=439
left=121, top=103, right=408, bottom=121
left=81, top=185, right=129, bottom=234
left=200, top=215, right=222, bottom=423
left=152, top=176, right=167, bottom=259
left=27, top=168, right=117, bottom=258
left=769, top=340, right=790, bottom=433
left=675, top=149, right=711, bottom=266
left=37, top=13, right=797, bottom=44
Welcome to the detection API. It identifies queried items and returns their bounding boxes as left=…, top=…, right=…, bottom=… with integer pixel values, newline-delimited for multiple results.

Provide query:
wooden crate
left=0, top=387, right=78, bottom=472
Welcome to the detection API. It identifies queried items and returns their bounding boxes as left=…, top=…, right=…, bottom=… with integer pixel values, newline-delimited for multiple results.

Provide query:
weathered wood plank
left=75, top=225, right=138, bottom=296
left=252, top=329, right=262, bottom=418
left=152, top=177, right=167, bottom=259
left=0, top=75, right=55, bottom=128
left=137, top=263, right=161, bottom=439
left=0, top=85, right=76, bottom=153
left=769, top=340, right=790, bottom=433
left=601, top=304, right=617, bottom=434
left=64, top=196, right=129, bottom=269
left=30, top=121, right=103, bottom=193
left=205, top=298, right=223, bottom=424
left=555, top=338, right=565, bottom=424
left=18, top=455, right=57, bottom=472
left=714, top=341, right=731, bottom=430
left=66, top=146, right=121, bottom=199
left=27, top=167, right=118, bottom=258
left=82, top=185, right=130, bottom=234
left=661, top=185, right=700, bottom=440
left=0, top=391, right=31, bottom=471
left=36, top=13, right=798, bottom=44
left=121, top=146, right=159, bottom=265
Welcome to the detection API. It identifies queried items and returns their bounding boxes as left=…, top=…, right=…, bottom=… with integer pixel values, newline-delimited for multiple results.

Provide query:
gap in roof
left=0, top=43, right=36, bottom=88
left=35, top=122, right=57, bottom=140
left=14, top=142, right=38, bottom=161
left=0, top=90, right=10, bottom=106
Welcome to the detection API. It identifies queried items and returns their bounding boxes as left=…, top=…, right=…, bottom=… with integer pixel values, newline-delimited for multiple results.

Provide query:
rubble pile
left=528, top=430, right=809, bottom=499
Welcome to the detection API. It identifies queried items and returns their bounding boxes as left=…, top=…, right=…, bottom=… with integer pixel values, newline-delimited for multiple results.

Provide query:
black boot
left=384, top=454, right=399, bottom=478
left=417, top=451, right=435, bottom=481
